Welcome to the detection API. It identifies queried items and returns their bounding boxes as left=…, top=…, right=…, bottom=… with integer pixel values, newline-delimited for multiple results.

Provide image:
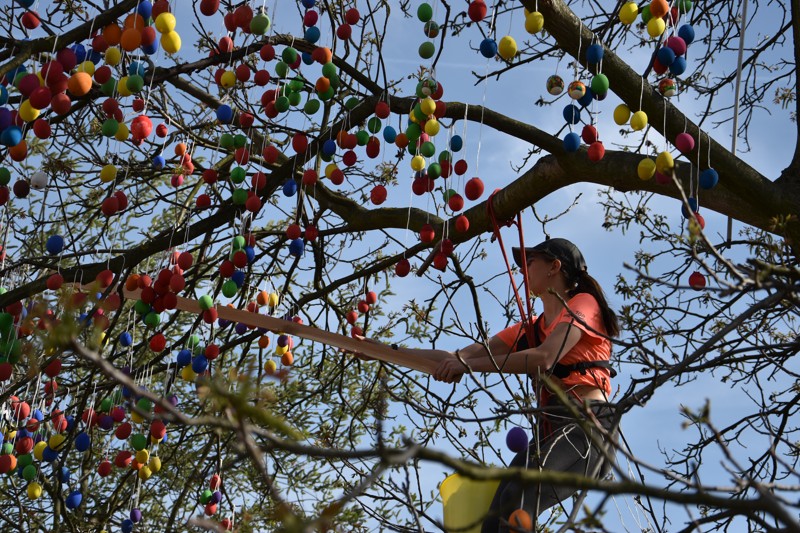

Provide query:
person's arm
left=435, top=322, right=583, bottom=382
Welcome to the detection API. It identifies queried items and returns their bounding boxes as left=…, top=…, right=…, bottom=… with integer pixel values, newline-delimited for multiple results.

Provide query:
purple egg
left=505, top=426, right=529, bottom=453
left=130, top=508, right=142, bottom=523
left=98, top=414, right=114, bottom=430
left=211, top=490, right=222, bottom=504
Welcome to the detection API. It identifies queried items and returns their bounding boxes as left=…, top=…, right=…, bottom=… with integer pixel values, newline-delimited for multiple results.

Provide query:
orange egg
left=174, top=142, right=187, bottom=156
left=120, top=28, right=142, bottom=51
left=124, top=13, right=146, bottom=30
left=509, top=509, right=532, bottom=531
left=103, top=23, right=122, bottom=46
left=315, top=77, right=330, bottom=93
left=281, top=352, right=293, bottom=366
left=9, top=140, right=28, bottom=161
left=67, top=72, right=93, bottom=96
left=649, top=0, right=669, bottom=19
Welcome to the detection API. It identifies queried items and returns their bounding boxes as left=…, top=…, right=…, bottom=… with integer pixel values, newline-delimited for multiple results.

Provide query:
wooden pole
left=121, top=288, right=438, bottom=375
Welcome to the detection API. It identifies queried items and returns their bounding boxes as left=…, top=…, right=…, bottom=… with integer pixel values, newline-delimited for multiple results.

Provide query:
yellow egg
left=220, top=70, right=236, bottom=88
left=637, top=158, right=656, bottom=180
left=419, top=97, right=436, bottom=116
left=138, top=465, right=152, bottom=481
left=656, top=151, right=674, bottom=173
left=424, top=119, right=440, bottom=136
left=148, top=456, right=162, bottom=473
left=27, top=482, right=43, bottom=500
left=117, top=77, right=132, bottom=97
left=155, top=13, right=176, bottom=33
left=130, top=411, right=143, bottom=424
left=49, top=434, right=66, bottom=451
left=33, top=441, right=47, bottom=460
left=161, top=31, right=182, bottom=54
left=619, top=2, right=639, bottom=25
left=525, top=12, right=544, bottom=34
left=100, top=164, right=117, bottom=183
left=19, top=100, right=40, bottom=122
left=275, top=344, right=287, bottom=355
left=181, top=365, right=197, bottom=381
left=613, top=104, right=631, bottom=126
left=77, top=61, right=96, bottom=76
left=264, top=359, right=277, bottom=375
left=324, top=163, right=337, bottom=179
left=105, top=47, right=122, bottom=66
left=630, top=110, right=648, bottom=131
left=268, top=292, right=280, bottom=307
left=647, top=17, right=666, bottom=38
left=135, top=449, right=150, bottom=464
left=114, top=122, right=129, bottom=141
left=411, top=155, right=426, bottom=172
left=498, top=35, right=518, bottom=60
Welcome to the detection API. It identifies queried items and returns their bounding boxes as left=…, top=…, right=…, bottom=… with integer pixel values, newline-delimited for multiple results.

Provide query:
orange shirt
left=495, top=293, right=612, bottom=396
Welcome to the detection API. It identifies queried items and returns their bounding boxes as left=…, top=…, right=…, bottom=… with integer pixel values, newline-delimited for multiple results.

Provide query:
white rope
left=728, top=0, right=748, bottom=242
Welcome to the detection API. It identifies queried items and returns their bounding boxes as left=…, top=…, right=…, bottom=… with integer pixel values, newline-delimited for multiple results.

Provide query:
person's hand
left=433, top=352, right=469, bottom=383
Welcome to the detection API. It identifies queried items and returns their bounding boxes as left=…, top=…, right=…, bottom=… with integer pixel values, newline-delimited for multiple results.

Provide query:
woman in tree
left=362, top=238, right=620, bottom=531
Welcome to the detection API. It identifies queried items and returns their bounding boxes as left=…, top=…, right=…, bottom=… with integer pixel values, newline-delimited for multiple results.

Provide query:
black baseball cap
left=512, top=238, right=587, bottom=279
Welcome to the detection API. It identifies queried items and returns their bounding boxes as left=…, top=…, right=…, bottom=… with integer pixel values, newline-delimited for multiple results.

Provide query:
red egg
left=688, top=271, right=706, bottom=290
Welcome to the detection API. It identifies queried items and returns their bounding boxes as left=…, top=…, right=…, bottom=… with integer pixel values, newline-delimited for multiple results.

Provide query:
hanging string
left=727, top=0, right=748, bottom=243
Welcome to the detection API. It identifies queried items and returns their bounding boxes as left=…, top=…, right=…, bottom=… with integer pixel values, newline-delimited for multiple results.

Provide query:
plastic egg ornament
left=479, top=38, right=497, bottom=58
left=688, top=271, right=706, bottom=290
left=699, top=168, right=719, bottom=189
left=30, top=171, right=48, bottom=190
left=546, top=75, right=564, bottom=96
left=637, top=158, right=656, bottom=180
left=567, top=81, right=586, bottom=100
left=619, top=2, right=638, bottom=24
left=669, top=57, right=687, bottom=76
left=658, top=78, right=678, bottom=97
left=586, top=44, right=604, bottom=64
left=613, top=104, right=631, bottom=125
left=506, top=427, right=529, bottom=452
left=655, top=151, right=674, bottom=173
left=562, top=104, right=581, bottom=125
left=468, top=0, right=488, bottom=22
left=590, top=74, right=609, bottom=95
left=498, top=36, right=517, bottom=60
left=524, top=11, right=544, bottom=33
left=647, top=18, right=666, bottom=38
left=563, top=132, right=581, bottom=153
left=46, top=235, right=64, bottom=255
left=675, top=133, right=695, bottom=154
left=630, top=110, right=648, bottom=131
left=678, top=24, right=695, bottom=45
left=656, top=47, right=676, bottom=67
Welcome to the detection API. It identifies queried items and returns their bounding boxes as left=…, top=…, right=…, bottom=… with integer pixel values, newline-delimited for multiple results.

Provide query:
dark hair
left=569, top=270, right=620, bottom=338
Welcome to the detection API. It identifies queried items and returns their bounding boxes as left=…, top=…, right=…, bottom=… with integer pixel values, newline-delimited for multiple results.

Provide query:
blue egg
left=142, top=42, right=159, bottom=55
left=301, top=52, right=314, bottom=65
left=289, top=238, right=304, bottom=257
left=216, top=104, right=234, bottom=124
left=65, top=490, right=82, bottom=509
left=71, top=44, right=87, bottom=63
left=176, top=349, right=192, bottom=367
left=128, top=61, right=147, bottom=77
left=0, top=86, right=7, bottom=105
left=218, top=318, right=230, bottom=328
left=235, top=322, right=248, bottom=334
left=46, top=235, right=64, bottom=255
left=75, top=432, right=91, bottom=452
left=586, top=44, right=604, bottom=64
left=301, top=0, right=315, bottom=7
left=578, top=88, right=594, bottom=108
left=678, top=24, right=695, bottom=45
left=282, top=180, right=298, bottom=197
left=322, top=139, right=337, bottom=155
left=88, top=50, right=102, bottom=65
left=450, top=134, right=463, bottom=152
left=681, top=197, right=699, bottom=218
left=563, top=132, right=581, bottom=152
left=657, top=47, right=676, bottom=67
left=65, top=415, right=75, bottom=430
left=137, top=0, right=152, bottom=19
left=669, top=56, right=687, bottom=76
left=32, top=409, right=44, bottom=421
left=699, top=168, right=719, bottom=189
left=382, top=126, right=396, bottom=143
left=0, top=126, right=23, bottom=147
left=231, top=270, right=245, bottom=288
left=59, top=466, right=71, bottom=483
left=304, top=26, right=321, bottom=44
left=17, top=0, right=36, bottom=7
left=42, top=446, right=58, bottom=462
left=152, top=155, right=166, bottom=169
left=244, top=245, right=255, bottom=263
left=121, top=519, right=134, bottom=533
left=479, top=38, right=497, bottom=58
left=122, top=386, right=132, bottom=398
left=119, top=331, right=133, bottom=346
left=562, top=104, right=581, bottom=125
left=17, top=428, right=31, bottom=439
left=192, top=355, right=209, bottom=373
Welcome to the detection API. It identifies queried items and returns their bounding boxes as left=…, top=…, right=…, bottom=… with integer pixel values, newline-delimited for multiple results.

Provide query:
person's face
left=525, top=253, right=558, bottom=295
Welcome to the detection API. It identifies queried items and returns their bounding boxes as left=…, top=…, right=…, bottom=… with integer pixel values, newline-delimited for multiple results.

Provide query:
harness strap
left=551, top=360, right=617, bottom=379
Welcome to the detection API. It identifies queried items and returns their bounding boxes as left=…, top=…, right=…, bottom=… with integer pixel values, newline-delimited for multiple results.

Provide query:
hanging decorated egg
left=567, top=81, right=586, bottom=100
left=688, top=271, right=706, bottom=290
left=563, top=132, right=581, bottom=152
left=637, top=158, right=656, bottom=180
left=479, top=38, right=497, bottom=58
left=498, top=36, right=517, bottom=60
left=630, top=110, right=648, bottom=131
left=619, top=2, right=638, bottom=24
left=699, top=168, right=719, bottom=189
left=546, top=75, right=564, bottom=96
left=525, top=11, right=544, bottom=34
left=586, top=44, right=604, bottom=64
left=658, top=78, right=678, bottom=97
left=674, top=132, right=695, bottom=153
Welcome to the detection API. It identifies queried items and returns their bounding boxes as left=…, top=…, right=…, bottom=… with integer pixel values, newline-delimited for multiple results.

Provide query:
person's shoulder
left=567, top=292, right=600, bottom=320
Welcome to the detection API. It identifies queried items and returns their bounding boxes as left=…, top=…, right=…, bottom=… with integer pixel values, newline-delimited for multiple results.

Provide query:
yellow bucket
left=440, top=473, right=500, bottom=533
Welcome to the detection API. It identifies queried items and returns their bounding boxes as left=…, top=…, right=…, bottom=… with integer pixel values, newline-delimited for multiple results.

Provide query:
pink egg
left=675, top=132, right=695, bottom=154
left=666, top=36, right=687, bottom=57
